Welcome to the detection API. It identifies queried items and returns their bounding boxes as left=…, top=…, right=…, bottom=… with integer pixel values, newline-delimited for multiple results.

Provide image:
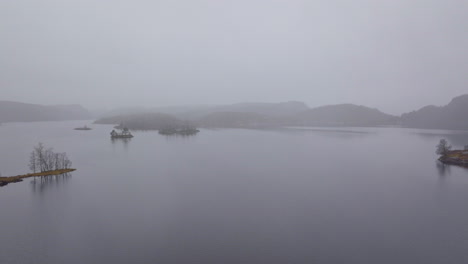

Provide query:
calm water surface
left=1, top=121, right=468, bottom=264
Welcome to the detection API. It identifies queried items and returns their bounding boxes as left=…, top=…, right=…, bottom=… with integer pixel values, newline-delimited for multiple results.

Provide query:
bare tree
left=54, top=153, right=61, bottom=170
left=436, top=139, right=452, bottom=156
left=29, top=143, right=72, bottom=172
left=34, top=143, right=46, bottom=172
left=62, top=153, right=72, bottom=169
left=29, top=150, right=37, bottom=173
left=45, top=148, right=55, bottom=171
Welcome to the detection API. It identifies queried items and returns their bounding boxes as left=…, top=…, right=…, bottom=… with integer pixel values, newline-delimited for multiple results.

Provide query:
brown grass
left=445, top=150, right=468, bottom=161
left=0, top=169, right=76, bottom=185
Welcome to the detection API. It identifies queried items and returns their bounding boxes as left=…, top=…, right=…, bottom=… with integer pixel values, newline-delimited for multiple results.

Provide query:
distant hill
left=0, top=101, right=91, bottom=123
left=292, top=104, right=398, bottom=127
left=92, top=107, right=149, bottom=119
left=401, top=94, right=468, bottom=130
left=94, top=113, right=186, bottom=130
left=212, top=101, right=309, bottom=117
left=198, top=112, right=274, bottom=128
left=196, top=103, right=399, bottom=128
left=146, top=101, right=309, bottom=120
left=95, top=95, right=468, bottom=130
left=9, top=95, right=468, bottom=130
left=96, top=102, right=401, bottom=129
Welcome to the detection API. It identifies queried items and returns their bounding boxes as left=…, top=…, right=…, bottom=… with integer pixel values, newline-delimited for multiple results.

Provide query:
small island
left=111, top=127, right=134, bottom=138
left=95, top=114, right=200, bottom=135
left=74, top=125, right=92, bottom=130
left=437, top=139, right=468, bottom=167
left=1, top=143, right=75, bottom=187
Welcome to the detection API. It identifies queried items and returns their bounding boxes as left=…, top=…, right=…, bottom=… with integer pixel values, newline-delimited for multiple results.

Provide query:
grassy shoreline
left=0, top=169, right=76, bottom=187
left=439, top=150, right=468, bottom=168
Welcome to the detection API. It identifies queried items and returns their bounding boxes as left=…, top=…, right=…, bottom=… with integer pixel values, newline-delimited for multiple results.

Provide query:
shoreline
left=0, top=169, right=76, bottom=187
left=439, top=150, right=468, bottom=168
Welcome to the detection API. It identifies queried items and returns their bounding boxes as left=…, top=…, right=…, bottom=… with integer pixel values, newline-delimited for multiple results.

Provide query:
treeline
left=95, top=113, right=192, bottom=130
left=29, top=143, right=72, bottom=173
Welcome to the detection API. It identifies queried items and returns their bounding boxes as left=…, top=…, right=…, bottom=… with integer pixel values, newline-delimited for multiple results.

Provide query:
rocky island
left=436, top=139, right=468, bottom=168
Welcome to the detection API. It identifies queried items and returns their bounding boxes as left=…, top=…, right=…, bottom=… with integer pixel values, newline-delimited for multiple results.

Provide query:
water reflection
left=111, top=137, right=132, bottom=144
left=436, top=161, right=451, bottom=177
left=111, top=137, right=131, bottom=151
left=30, top=173, right=72, bottom=194
left=4, top=122, right=468, bottom=264
left=161, top=133, right=198, bottom=141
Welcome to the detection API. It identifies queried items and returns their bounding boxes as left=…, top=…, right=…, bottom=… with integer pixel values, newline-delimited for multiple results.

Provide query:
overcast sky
left=1, top=0, right=467, bottom=115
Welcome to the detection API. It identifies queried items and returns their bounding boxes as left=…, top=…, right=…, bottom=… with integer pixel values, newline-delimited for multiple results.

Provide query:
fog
left=1, top=0, right=467, bottom=114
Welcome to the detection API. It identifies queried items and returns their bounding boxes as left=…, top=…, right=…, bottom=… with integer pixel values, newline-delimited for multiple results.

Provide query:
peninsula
left=0, top=169, right=76, bottom=187
left=439, top=151, right=468, bottom=168
left=436, top=139, right=468, bottom=168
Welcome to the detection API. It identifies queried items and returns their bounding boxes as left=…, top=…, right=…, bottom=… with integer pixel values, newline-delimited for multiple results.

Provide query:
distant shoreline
left=0, top=169, right=76, bottom=187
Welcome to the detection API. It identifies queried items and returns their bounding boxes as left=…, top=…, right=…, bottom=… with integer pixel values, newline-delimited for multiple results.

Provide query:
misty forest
left=1, top=1, right=468, bottom=264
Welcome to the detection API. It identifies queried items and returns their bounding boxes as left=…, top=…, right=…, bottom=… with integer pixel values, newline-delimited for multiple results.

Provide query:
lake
left=1, top=121, right=468, bottom=264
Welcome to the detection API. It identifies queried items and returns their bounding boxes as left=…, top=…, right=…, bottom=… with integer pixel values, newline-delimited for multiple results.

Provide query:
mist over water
left=1, top=121, right=468, bottom=263
left=1, top=0, right=468, bottom=263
